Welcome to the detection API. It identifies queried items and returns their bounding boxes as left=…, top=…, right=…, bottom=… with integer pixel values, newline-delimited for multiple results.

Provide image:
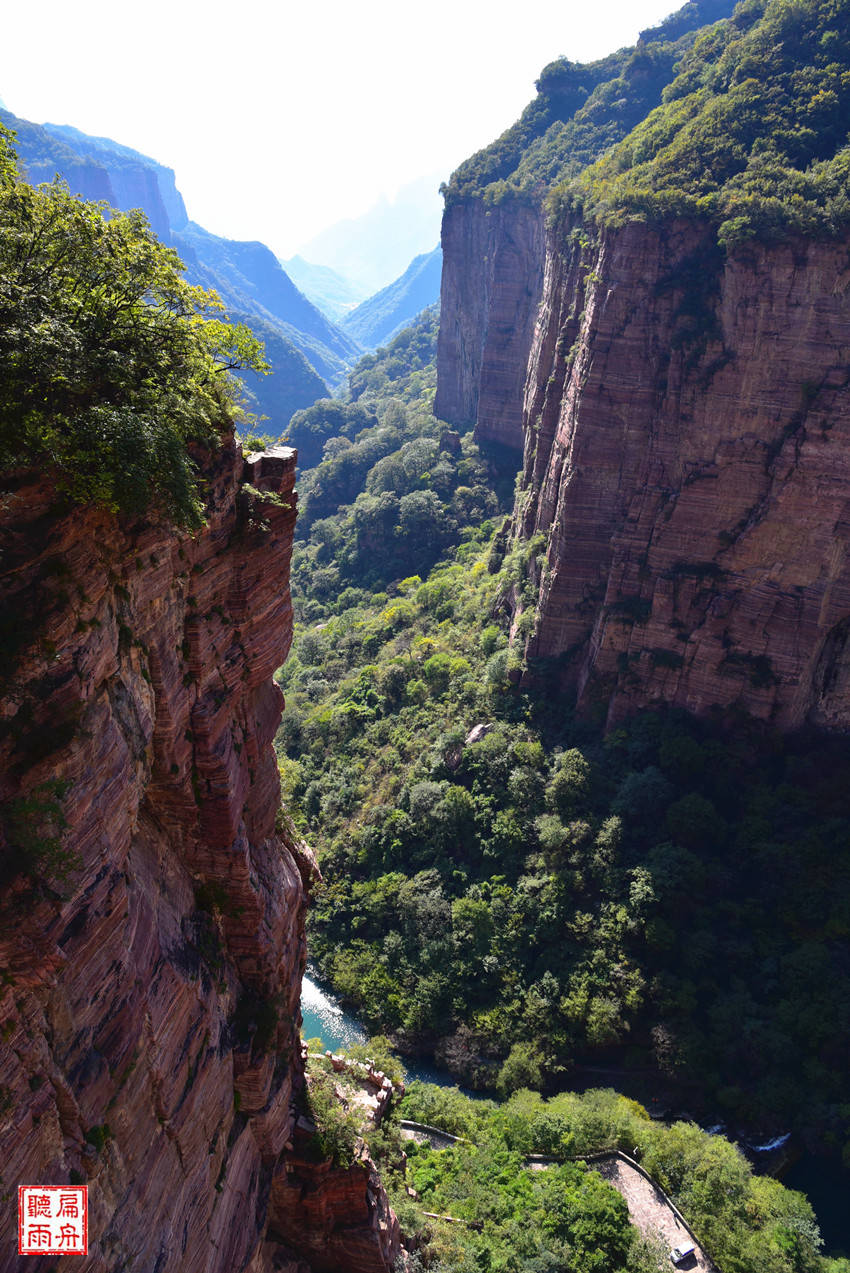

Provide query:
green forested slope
left=574, top=0, right=850, bottom=245
left=443, top=0, right=736, bottom=206
left=173, top=220, right=362, bottom=384
left=445, top=0, right=850, bottom=250
left=277, top=310, right=850, bottom=1156
left=285, top=309, right=513, bottom=596
left=341, top=247, right=442, bottom=350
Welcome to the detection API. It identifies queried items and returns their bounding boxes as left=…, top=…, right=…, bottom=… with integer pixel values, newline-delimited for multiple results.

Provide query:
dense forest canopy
left=0, top=123, right=266, bottom=526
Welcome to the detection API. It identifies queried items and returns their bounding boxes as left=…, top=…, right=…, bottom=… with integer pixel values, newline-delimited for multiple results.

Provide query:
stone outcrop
left=0, top=442, right=400, bottom=1271
left=270, top=1142, right=401, bottom=1273
left=320, top=1051, right=405, bottom=1124
left=435, top=199, right=544, bottom=450
left=509, top=215, right=850, bottom=729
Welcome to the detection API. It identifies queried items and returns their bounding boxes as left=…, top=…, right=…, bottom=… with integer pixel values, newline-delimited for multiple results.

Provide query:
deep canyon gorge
left=3, top=0, right=850, bottom=1267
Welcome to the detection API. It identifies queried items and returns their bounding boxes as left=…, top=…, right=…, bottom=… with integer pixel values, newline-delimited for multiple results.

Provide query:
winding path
left=399, top=1119, right=467, bottom=1150
left=399, top=1123, right=717, bottom=1271
left=591, top=1155, right=717, bottom=1273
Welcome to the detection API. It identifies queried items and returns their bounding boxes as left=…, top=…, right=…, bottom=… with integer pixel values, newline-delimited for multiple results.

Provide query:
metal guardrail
left=399, top=1119, right=468, bottom=1143
left=400, top=1128, right=717, bottom=1270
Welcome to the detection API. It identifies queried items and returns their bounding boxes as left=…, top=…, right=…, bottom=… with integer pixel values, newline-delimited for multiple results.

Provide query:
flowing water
left=300, top=969, right=368, bottom=1052
left=299, top=969, right=847, bottom=1249
left=299, top=967, right=469, bottom=1088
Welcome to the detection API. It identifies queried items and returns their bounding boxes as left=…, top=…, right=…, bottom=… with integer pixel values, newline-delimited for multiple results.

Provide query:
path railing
left=399, top=1125, right=718, bottom=1270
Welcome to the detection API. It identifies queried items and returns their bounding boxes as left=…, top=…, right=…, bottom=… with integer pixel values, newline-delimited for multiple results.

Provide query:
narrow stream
left=300, top=966, right=473, bottom=1088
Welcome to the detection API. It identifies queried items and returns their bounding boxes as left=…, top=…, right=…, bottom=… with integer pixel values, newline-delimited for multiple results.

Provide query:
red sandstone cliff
left=434, top=199, right=544, bottom=450
left=0, top=443, right=401, bottom=1271
left=508, top=216, right=850, bottom=728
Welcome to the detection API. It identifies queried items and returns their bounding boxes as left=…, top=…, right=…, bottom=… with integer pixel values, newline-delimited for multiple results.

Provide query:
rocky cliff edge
left=0, top=442, right=400, bottom=1271
left=512, top=216, right=850, bottom=729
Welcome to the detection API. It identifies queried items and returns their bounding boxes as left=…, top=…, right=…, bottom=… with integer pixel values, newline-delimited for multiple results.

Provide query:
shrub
left=303, top=1068, right=360, bottom=1166
left=2, top=779, right=76, bottom=885
left=497, top=1041, right=546, bottom=1096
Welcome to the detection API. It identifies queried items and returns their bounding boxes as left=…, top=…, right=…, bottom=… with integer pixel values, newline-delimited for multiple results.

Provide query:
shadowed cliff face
left=0, top=446, right=399, bottom=1272
left=512, top=217, right=850, bottom=729
left=434, top=199, right=544, bottom=450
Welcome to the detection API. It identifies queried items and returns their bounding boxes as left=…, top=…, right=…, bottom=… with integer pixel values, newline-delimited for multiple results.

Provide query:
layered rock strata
left=435, top=199, right=544, bottom=450
left=271, top=1140, right=401, bottom=1273
left=0, top=443, right=399, bottom=1271
left=512, top=217, right=850, bottom=728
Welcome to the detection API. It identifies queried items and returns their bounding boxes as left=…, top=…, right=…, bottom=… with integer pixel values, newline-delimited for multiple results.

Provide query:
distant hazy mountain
left=297, top=175, right=443, bottom=295
left=43, top=121, right=189, bottom=238
left=172, top=223, right=362, bottom=386
left=282, top=255, right=368, bottom=322
left=1, top=109, right=360, bottom=430
left=342, top=247, right=442, bottom=350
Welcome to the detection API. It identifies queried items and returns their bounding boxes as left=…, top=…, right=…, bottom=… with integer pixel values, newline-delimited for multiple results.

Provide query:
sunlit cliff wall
left=0, top=443, right=400, bottom=1272
left=434, top=199, right=544, bottom=450
left=438, top=199, right=850, bottom=728
left=512, top=217, right=850, bottom=728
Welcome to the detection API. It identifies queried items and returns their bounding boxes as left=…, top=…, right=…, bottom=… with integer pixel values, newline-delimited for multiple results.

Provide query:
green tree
left=0, top=128, right=266, bottom=526
left=498, top=1041, right=546, bottom=1095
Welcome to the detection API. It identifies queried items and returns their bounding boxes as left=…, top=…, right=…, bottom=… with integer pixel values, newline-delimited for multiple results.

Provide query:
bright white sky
left=1, top=0, right=678, bottom=259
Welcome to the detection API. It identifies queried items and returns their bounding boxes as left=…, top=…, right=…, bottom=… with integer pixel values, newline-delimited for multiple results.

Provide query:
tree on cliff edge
left=0, top=122, right=268, bottom=527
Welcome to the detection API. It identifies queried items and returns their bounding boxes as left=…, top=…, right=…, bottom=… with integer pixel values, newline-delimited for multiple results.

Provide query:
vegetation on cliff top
left=445, top=0, right=850, bottom=249
left=0, top=123, right=266, bottom=526
left=2, top=107, right=354, bottom=425
left=573, top=0, right=850, bottom=245
left=442, top=0, right=736, bottom=207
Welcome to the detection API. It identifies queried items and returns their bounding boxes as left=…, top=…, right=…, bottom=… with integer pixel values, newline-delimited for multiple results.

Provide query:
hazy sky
left=2, top=0, right=678, bottom=258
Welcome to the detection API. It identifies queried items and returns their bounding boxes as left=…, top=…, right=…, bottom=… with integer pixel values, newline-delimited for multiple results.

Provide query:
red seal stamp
left=18, top=1186, right=88, bottom=1255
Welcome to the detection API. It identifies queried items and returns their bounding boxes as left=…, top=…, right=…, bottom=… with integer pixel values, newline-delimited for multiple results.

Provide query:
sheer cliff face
left=0, top=447, right=398, bottom=1272
left=435, top=199, right=544, bottom=450
left=513, top=217, right=850, bottom=729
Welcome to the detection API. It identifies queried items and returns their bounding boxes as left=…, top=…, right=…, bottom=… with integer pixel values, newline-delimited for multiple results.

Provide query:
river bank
left=300, top=967, right=469, bottom=1088
left=299, top=968, right=849, bottom=1256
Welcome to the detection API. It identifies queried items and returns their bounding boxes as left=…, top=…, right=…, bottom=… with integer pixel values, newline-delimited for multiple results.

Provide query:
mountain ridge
left=297, top=175, right=444, bottom=294
left=283, top=254, right=369, bottom=321
left=342, top=246, right=442, bottom=349
left=0, top=108, right=359, bottom=429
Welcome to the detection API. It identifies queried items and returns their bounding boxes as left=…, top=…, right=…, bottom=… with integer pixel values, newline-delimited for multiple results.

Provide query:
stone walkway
left=401, top=1126, right=718, bottom=1272
left=399, top=1120, right=465, bottom=1150
left=592, top=1156, right=716, bottom=1273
